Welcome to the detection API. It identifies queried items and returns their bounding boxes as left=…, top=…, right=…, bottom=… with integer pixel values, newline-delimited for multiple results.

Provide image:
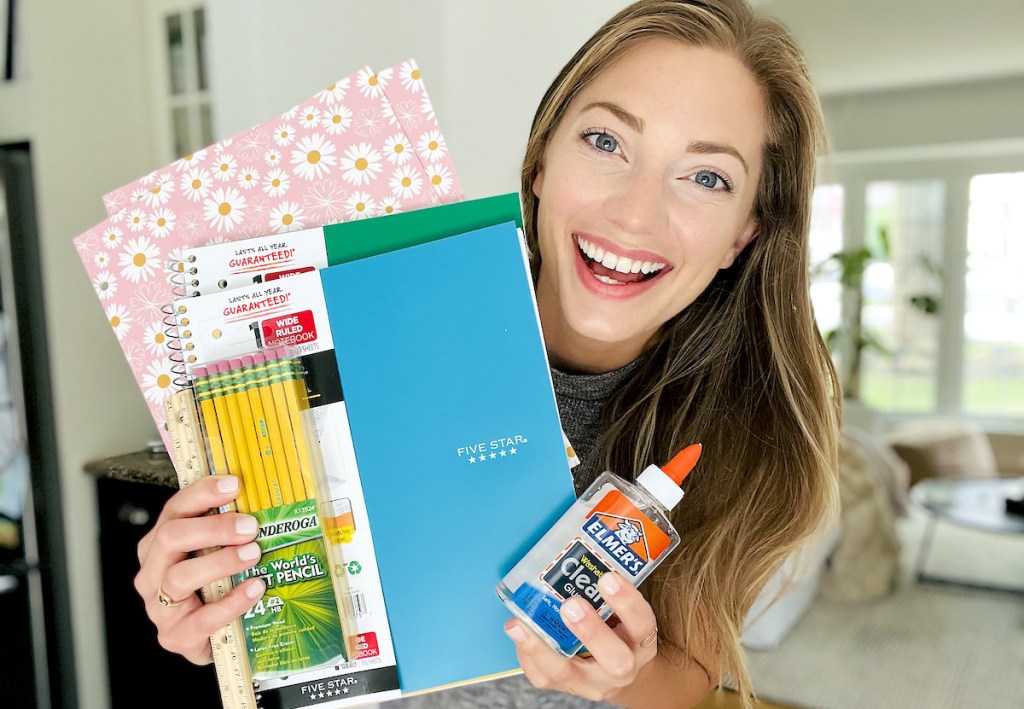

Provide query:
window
left=151, top=2, right=212, bottom=160
left=811, top=160, right=1024, bottom=425
left=859, top=180, right=944, bottom=413
left=963, top=172, right=1024, bottom=417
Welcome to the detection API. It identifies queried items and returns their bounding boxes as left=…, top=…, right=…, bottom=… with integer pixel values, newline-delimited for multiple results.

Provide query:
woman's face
left=534, top=39, right=765, bottom=373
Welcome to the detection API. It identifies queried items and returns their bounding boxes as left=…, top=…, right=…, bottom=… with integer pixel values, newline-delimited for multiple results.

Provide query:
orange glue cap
left=636, top=443, right=702, bottom=510
left=662, top=443, right=702, bottom=485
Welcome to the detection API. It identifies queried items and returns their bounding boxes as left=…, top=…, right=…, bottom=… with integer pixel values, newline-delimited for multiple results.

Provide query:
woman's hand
left=505, top=572, right=661, bottom=703
left=134, top=475, right=266, bottom=665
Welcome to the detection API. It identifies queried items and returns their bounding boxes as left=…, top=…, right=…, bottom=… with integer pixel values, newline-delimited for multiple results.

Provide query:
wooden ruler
left=163, top=389, right=258, bottom=709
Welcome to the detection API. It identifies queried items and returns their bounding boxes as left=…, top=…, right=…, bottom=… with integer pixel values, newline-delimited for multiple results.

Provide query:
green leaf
left=910, top=294, right=940, bottom=314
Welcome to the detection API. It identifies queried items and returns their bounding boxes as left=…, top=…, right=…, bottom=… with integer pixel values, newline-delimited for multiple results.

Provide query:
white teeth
left=595, top=274, right=624, bottom=285
left=575, top=236, right=667, bottom=276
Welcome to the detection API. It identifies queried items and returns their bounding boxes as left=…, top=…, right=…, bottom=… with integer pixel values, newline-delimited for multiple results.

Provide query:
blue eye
left=693, top=169, right=732, bottom=192
left=581, top=130, right=620, bottom=154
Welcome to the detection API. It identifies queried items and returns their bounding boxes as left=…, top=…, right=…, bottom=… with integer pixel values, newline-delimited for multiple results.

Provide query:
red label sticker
left=351, top=632, right=380, bottom=660
left=265, top=265, right=316, bottom=282
left=262, top=310, right=317, bottom=347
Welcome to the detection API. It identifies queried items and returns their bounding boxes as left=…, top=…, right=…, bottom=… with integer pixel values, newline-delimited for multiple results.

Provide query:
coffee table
left=910, top=477, right=1024, bottom=595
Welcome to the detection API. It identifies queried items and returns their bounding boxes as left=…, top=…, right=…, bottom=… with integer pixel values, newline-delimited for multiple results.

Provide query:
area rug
left=745, top=508, right=1024, bottom=709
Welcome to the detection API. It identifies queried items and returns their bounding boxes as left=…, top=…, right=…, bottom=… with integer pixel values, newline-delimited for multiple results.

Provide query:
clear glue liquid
left=496, top=444, right=702, bottom=657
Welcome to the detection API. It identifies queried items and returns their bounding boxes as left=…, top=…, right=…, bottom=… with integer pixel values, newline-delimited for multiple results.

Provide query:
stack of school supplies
left=75, top=59, right=578, bottom=709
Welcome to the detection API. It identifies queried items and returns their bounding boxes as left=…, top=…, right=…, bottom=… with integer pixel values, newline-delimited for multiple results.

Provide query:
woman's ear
left=532, top=168, right=544, bottom=199
left=719, top=217, right=759, bottom=269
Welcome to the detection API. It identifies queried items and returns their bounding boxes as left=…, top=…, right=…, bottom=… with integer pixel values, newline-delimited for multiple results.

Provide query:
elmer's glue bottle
left=496, top=444, right=701, bottom=657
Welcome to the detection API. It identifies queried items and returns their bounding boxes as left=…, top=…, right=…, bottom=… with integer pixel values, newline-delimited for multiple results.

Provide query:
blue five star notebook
left=321, top=222, right=575, bottom=694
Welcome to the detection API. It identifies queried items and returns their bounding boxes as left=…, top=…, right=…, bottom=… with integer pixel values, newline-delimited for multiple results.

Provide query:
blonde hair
left=520, top=1, right=840, bottom=704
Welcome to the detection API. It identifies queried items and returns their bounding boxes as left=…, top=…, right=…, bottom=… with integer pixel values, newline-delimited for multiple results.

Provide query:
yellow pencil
left=224, top=358, right=274, bottom=511
left=267, top=347, right=316, bottom=500
left=252, top=351, right=305, bottom=502
left=240, top=354, right=292, bottom=506
left=205, top=360, right=258, bottom=513
left=211, top=360, right=272, bottom=511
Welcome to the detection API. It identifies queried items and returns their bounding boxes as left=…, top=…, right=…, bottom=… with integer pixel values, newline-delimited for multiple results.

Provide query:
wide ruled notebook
left=172, top=221, right=576, bottom=704
left=73, top=59, right=462, bottom=449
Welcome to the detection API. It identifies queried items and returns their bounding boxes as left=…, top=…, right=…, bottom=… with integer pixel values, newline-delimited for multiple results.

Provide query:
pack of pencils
left=191, top=346, right=354, bottom=680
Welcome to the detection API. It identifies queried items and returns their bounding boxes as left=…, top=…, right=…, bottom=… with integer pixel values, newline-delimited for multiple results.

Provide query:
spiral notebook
left=73, top=59, right=463, bottom=449
left=171, top=221, right=576, bottom=705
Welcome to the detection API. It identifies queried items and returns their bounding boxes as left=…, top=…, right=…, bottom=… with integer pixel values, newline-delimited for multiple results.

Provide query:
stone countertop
left=84, top=450, right=178, bottom=488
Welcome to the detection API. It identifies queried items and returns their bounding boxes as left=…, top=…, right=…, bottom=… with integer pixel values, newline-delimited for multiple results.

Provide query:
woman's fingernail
left=217, top=475, right=240, bottom=493
left=505, top=621, right=527, bottom=644
left=238, top=542, right=261, bottom=561
left=562, top=598, right=584, bottom=623
left=245, top=578, right=266, bottom=599
left=236, top=516, right=258, bottom=536
left=600, top=572, right=621, bottom=595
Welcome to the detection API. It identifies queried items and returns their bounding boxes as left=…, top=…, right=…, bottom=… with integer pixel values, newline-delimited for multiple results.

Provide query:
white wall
left=0, top=2, right=159, bottom=708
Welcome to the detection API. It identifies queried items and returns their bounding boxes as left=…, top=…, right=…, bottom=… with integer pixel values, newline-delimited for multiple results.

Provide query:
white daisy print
left=346, top=192, right=376, bottom=221
left=204, top=187, right=247, bottom=233
left=247, top=195, right=272, bottom=223
left=323, top=105, right=353, bottom=135
left=131, top=279, right=170, bottom=316
left=355, top=107, right=384, bottom=137
left=379, top=196, right=402, bottom=216
left=214, top=137, right=234, bottom=152
left=176, top=149, right=208, bottom=171
left=108, top=207, right=125, bottom=224
left=420, top=93, right=435, bottom=123
left=383, top=134, right=412, bottom=165
left=382, top=100, right=397, bottom=127
left=418, top=130, right=447, bottom=164
left=139, top=169, right=162, bottom=185
left=339, top=142, right=383, bottom=187
left=102, top=226, right=124, bottom=250
left=181, top=168, right=213, bottom=202
left=126, top=208, right=147, bottom=232
left=142, top=358, right=176, bottom=404
left=304, top=180, right=347, bottom=223
left=147, top=209, right=176, bottom=239
left=264, top=149, right=283, bottom=168
left=93, top=251, right=111, bottom=269
left=280, top=105, right=300, bottom=120
left=119, top=236, right=162, bottom=283
left=237, top=166, right=260, bottom=190
left=299, top=105, right=321, bottom=130
left=426, top=163, right=454, bottom=196
left=140, top=180, right=174, bottom=208
left=237, top=131, right=269, bottom=162
left=389, top=166, right=423, bottom=200
left=291, top=134, right=337, bottom=181
left=143, top=322, right=169, bottom=356
left=393, top=99, right=423, bottom=131
left=399, top=61, right=424, bottom=94
left=356, top=67, right=387, bottom=100
left=269, top=201, right=307, bottom=233
left=93, top=271, right=118, bottom=300
left=263, top=168, right=290, bottom=197
left=213, top=153, right=237, bottom=182
left=178, top=210, right=204, bottom=244
left=316, top=78, right=349, bottom=105
left=274, top=123, right=297, bottom=147
left=106, top=303, right=132, bottom=340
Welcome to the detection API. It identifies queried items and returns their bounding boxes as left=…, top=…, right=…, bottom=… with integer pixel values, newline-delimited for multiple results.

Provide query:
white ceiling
left=758, top=0, right=1024, bottom=94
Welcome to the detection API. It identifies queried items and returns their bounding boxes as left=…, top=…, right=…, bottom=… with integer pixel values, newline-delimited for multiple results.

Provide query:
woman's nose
left=603, top=164, right=667, bottom=236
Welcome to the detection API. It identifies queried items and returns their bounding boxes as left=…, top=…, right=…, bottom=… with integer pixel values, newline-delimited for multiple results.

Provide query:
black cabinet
left=96, top=477, right=221, bottom=709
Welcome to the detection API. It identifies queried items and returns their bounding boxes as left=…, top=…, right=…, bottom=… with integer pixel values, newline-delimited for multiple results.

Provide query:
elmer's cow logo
left=582, top=512, right=651, bottom=576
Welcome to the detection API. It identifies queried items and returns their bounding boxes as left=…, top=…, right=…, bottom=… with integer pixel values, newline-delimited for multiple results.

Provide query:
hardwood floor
left=696, top=688, right=798, bottom=709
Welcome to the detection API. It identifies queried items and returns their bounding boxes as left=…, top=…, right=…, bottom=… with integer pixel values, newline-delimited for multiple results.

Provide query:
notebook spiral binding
left=164, top=257, right=195, bottom=387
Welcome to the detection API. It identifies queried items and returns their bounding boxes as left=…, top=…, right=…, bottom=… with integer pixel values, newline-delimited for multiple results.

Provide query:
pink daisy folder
left=74, top=59, right=464, bottom=446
